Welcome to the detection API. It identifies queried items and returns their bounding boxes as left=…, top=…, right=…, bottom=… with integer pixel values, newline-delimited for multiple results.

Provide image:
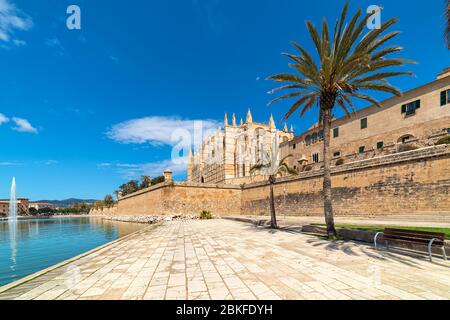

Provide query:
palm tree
left=268, top=3, right=413, bottom=238
left=250, top=153, right=298, bottom=229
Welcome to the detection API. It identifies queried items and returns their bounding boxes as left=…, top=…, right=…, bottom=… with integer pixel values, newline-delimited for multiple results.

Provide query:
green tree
left=151, top=176, right=165, bottom=185
left=140, top=175, right=152, bottom=189
left=103, top=195, right=114, bottom=208
left=118, top=180, right=139, bottom=196
left=94, top=200, right=103, bottom=209
left=268, top=3, right=413, bottom=238
left=250, top=153, right=298, bottom=229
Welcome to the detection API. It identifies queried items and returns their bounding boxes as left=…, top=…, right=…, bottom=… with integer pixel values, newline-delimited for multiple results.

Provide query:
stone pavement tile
left=168, top=273, right=186, bottom=287
left=99, top=288, right=129, bottom=300
left=188, top=280, right=208, bottom=293
left=143, top=285, right=167, bottom=300
left=80, top=287, right=107, bottom=298
left=188, top=291, right=210, bottom=300
left=165, top=285, right=187, bottom=300
left=230, top=288, right=257, bottom=300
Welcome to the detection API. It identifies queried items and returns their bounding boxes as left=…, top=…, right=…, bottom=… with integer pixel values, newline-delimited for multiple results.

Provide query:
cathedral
left=187, top=109, right=294, bottom=184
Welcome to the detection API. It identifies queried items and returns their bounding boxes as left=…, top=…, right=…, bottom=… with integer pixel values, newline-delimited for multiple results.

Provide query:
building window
left=318, top=130, right=324, bottom=141
left=377, top=141, right=384, bottom=149
left=312, top=153, right=319, bottom=163
left=333, top=127, right=339, bottom=138
left=292, top=143, right=296, bottom=150
left=359, top=146, right=365, bottom=154
left=311, top=132, right=318, bottom=144
left=401, top=100, right=421, bottom=115
left=333, top=151, right=341, bottom=157
left=441, top=89, right=450, bottom=106
left=305, top=135, right=311, bottom=146
left=361, top=118, right=368, bottom=129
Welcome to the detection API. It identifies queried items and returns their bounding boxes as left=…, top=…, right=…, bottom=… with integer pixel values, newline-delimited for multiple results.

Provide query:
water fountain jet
left=9, top=177, right=17, bottom=222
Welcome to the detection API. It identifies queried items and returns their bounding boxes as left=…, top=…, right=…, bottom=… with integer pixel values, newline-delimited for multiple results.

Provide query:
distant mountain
left=32, top=198, right=98, bottom=208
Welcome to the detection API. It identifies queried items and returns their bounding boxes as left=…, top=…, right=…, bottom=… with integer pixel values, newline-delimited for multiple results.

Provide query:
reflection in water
left=9, top=177, right=17, bottom=270
left=0, top=217, right=145, bottom=286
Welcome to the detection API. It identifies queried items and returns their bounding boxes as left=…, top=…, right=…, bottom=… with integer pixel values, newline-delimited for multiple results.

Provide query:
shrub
left=199, top=210, right=213, bottom=220
left=397, top=144, right=418, bottom=153
left=335, top=158, right=345, bottom=166
left=436, top=136, right=450, bottom=145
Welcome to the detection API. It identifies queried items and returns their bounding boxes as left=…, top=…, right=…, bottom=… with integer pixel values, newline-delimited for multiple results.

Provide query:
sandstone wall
left=242, top=145, right=450, bottom=216
left=90, top=205, right=118, bottom=216
left=101, top=145, right=449, bottom=217
left=116, top=182, right=241, bottom=216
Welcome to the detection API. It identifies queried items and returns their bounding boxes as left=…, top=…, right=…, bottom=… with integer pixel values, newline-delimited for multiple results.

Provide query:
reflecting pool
left=0, top=217, right=145, bottom=286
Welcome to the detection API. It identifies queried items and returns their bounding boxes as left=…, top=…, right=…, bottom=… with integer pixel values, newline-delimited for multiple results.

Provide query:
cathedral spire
left=283, top=123, right=288, bottom=132
left=232, top=113, right=237, bottom=126
left=224, top=113, right=229, bottom=126
left=246, top=108, right=253, bottom=124
left=290, top=125, right=294, bottom=133
left=240, top=118, right=243, bottom=126
left=269, top=114, right=276, bottom=129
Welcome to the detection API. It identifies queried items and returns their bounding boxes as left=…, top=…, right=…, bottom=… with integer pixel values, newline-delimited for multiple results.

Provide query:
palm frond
left=268, top=2, right=412, bottom=124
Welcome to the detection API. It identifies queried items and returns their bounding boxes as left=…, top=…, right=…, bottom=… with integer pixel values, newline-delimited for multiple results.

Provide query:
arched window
left=318, top=130, right=324, bottom=141
left=398, top=134, right=415, bottom=144
left=305, top=135, right=311, bottom=146
left=311, top=132, right=318, bottom=144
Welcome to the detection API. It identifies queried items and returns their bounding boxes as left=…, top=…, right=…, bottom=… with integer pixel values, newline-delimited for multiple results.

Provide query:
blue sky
left=0, top=0, right=448, bottom=200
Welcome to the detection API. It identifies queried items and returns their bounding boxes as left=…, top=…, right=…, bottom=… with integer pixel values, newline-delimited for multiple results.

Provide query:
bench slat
left=383, top=233, right=445, bottom=242
left=384, top=228, right=445, bottom=240
left=382, top=235, right=444, bottom=246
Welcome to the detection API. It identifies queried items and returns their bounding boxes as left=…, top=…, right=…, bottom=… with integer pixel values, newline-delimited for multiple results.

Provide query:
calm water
left=0, top=217, right=145, bottom=286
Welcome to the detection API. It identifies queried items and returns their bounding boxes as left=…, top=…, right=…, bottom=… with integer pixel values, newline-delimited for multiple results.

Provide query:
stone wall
left=116, top=182, right=241, bottom=216
left=242, top=145, right=450, bottom=216
left=90, top=205, right=118, bottom=216
left=96, top=145, right=449, bottom=217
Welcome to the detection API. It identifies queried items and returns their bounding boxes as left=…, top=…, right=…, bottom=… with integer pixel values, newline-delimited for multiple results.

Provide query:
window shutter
left=441, top=91, right=447, bottom=106
left=401, top=104, right=406, bottom=113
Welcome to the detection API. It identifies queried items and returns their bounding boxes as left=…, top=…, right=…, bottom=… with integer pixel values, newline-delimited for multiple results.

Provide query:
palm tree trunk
left=269, top=176, right=278, bottom=229
left=322, top=109, right=337, bottom=238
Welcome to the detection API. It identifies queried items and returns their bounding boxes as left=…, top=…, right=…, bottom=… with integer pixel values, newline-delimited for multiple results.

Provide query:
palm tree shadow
left=242, top=222, right=449, bottom=269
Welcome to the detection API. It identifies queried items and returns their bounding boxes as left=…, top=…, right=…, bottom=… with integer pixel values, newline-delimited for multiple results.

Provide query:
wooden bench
left=374, top=228, right=448, bottom=262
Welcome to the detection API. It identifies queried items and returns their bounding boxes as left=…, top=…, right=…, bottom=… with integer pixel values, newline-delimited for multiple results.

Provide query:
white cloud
left=12, top=38, right=25, bottom=46
left=0, top=161, right=22, bottom=166
left=12, top=117, right=38, bottom=133
left=99, top=159, right=187, bottom=180
left=0, top=112, right=9, bottom=124
left=107, top=116, right=220, bottom=147
left=0, top=0, right=32, bottom=44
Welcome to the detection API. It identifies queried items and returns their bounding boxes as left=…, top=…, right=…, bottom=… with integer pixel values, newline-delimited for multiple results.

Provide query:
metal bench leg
left=374, top=232, right=383, bottom=249
left=428, top=238, right=437, bottom=262
left=442, top=247, right=448, bottom=261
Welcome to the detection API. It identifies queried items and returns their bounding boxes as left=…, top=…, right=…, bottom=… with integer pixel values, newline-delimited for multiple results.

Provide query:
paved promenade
left=0, top=219, right=449, bottom=300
